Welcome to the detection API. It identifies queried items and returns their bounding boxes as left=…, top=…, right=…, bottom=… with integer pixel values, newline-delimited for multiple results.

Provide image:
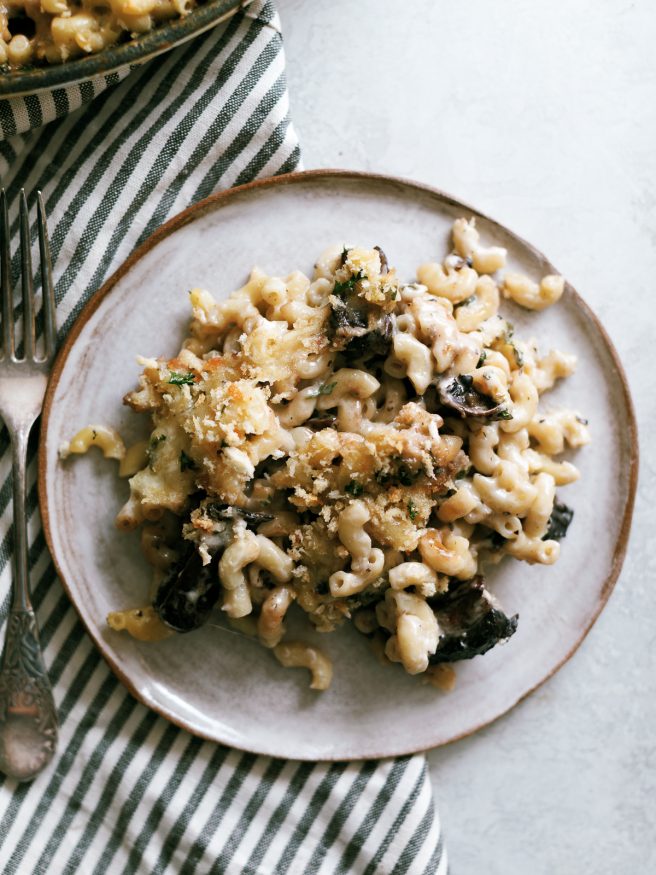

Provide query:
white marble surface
left=278, top=1, right=655, bottom=872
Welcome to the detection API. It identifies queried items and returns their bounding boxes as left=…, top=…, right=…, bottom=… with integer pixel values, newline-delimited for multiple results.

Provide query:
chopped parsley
left=345, top=480, right=364, bottom=496
left=179, top=450, right=196, bottom=472
left=333, top=269, right=366, bottom=297
left=454, top=294, right=476, bottom=309
left=407, top=500, right=418, bottom=521
left=168, top=371, right=196, bottom=386
left=397, top=464, right=416, bottom=487
left=509, top=342, right=524, bottom=367
left=455, top=466, right=473, bottom=480
left=146, top=434, right=166, bottom=470
left=477, top=350, right=487, bottom=368
left=491, top=408, right=514, bottom=421
left=375, top=461, right=418, bottom=488
left=311, top=382, right=337, bottom=397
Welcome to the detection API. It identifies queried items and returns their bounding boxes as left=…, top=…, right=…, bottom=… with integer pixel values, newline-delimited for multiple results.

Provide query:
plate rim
left=38, top=169, right=639, bottom=760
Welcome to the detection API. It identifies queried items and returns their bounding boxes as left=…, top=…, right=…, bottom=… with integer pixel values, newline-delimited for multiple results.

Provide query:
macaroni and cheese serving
left=62, top=218, right=589, bottom=691
left=0, top=0, right=199, bottom=67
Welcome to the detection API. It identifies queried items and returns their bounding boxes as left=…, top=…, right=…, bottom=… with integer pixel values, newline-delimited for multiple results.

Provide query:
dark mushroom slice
left=374, top=245, right=389, bottom=274
left=329, top=292, right=393, bottom=359
left=429, top=576, right=518, bottom=664
left=306, top=414, right=337, bottom=430
left=329, top=299, right=366, bottom=357
left=153, top=502, right=273, bottom=632
left=543, top=500, right=573, bottom=541
left=486, top=530, right=507, bottom=551
left=342, top=313, right=393, bottom=362
left=328, top=265, right=394, bottom=362
left=153, top=544, right=224, bottom=633
left=206, top=503, right=273, bottom=527
left=437, top=374, right=512, bottom=420
left=329, top=295, right=368, bottom=340
left=419, top=383, right=441, bottom=413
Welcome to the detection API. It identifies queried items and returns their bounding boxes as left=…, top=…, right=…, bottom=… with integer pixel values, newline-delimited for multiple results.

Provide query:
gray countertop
left=278, top=1, right=655, bottom=872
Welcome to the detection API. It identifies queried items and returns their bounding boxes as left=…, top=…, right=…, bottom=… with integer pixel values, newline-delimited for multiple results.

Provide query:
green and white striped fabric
left=0, top=3, right=448, bottom=872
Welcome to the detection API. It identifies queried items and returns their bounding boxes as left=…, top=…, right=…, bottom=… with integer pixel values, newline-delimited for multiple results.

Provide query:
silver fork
left=0, top=190, right=58, bottom=782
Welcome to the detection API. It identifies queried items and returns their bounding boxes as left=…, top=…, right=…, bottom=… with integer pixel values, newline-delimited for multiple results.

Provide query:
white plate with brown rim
left=38, top=170, right=638, bottom=761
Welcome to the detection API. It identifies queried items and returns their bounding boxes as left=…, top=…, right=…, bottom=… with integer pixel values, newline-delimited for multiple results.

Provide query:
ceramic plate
left=39, top=171, right=638, bottom=760
left=0, top=0, right=246, bottom=99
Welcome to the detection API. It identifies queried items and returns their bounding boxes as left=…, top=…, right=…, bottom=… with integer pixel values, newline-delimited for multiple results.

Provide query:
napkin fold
left=0, top=3, right=448, bottom=872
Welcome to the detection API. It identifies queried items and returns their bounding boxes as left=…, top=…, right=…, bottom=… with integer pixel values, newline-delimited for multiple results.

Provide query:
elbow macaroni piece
left=107, top=606, right=172, bottom=642
left=329, top=500, right=385, bottom=597
left=219, top=532, right=260, bottom=618
left=377, top=590, right=440, bottom=675
left=452, top=217, right=507, bottom=274
left=419, top=529, right=477, bottom=580
left=273, top=642, right=333, bottom=690
left=119, top=440, right=149, bottom=478
left=455, top=276, right=500, bottom=332
left=392, top=333, right=433, bottom=393
left=60, top=425, right=125, bottom=461
left=258, top=586, right=295, bottom=648
left=503, top=273, right=565, bottom=311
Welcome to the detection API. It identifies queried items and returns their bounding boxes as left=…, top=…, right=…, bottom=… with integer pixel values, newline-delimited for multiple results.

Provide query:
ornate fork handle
left=0, top=609, right=58, bottom=782
left=0, top=191, right=59, bottom=782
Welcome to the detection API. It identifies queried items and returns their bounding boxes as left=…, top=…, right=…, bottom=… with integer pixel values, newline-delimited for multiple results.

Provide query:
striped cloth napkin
left=0, top=3, right=448, bottom=872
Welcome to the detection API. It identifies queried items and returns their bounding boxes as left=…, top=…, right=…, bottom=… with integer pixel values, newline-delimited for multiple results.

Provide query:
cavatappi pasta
left=0, top=0, right=198, bottom=68
left=62, top=217, right=589, bottom=691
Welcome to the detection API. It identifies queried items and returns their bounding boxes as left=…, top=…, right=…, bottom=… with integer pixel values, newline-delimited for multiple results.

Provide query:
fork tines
left=0, top=188, right=56, bottom=363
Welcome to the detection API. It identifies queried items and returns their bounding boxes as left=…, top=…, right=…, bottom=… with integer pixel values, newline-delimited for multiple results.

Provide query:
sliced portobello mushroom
left=328, top=256, right=393, bottom=361
left=153, top=504, right=272, bottom=632
left=328, top=251, right=395, bottom=363
left=329, top=291, right=368, bottom=348
left=429, top=576, right=518, bottom=663
left=342, top=313, right=393, bottom=362
left=437, top=374, right=512, bottom=420
left=207, top=503, right=273, bottom=527
left=154, top=544, right=224, bottom=633
left=306, top=414, right=338, bottom=430
left=374, top=245, right=389, bottom=274
left=329, top=293, right=393, bottom=362
left=329, top=292, right=367, bottom=341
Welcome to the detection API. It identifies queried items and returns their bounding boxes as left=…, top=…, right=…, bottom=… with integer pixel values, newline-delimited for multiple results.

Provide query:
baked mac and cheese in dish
left=62, top=218, right=589, bottom=691
left=0, top=0, right=199, bottom=67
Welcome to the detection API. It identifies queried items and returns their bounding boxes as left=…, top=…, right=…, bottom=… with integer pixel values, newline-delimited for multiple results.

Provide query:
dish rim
left=0, top=0, right=248, bottom=99
left=37, top=169, right=639, bottom=759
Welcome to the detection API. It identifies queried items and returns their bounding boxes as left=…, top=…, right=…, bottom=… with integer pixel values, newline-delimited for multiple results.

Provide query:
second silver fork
left=0, top=190, right=58, bottom=783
